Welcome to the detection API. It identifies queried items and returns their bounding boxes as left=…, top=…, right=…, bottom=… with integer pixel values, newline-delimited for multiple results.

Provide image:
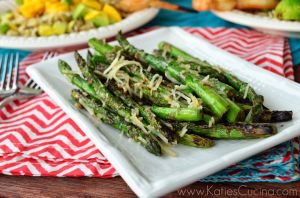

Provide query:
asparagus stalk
left=151, top=106, right=202, bottom=122
left=179, top=133, right=215, bottom=148
left=158, top=41, right=263, bottom=123
left=159, top=119, right=215, bottom=148
left=105, top=82, right=178, bottom=143
left=260, top=110, right=293, bottom=123
left=76, top=50, right=178, bottom=143
left=71, top=89, right=162, bottom=156
left=186, top=123, right=277, bottom=139
left=88, top=39, right=207, bottom=111
left=88, top=38, right=113, bottom=54
left=116, top=34, right=230, bottom=119
left=58, top=59, right=171, bottom=144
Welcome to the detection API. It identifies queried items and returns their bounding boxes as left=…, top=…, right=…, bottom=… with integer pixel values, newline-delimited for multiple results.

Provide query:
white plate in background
left=27, top=27, right=300, bottom=197
left=214, top=10, right=300, bottom=38
left=0, top=0, right=158, bottom=50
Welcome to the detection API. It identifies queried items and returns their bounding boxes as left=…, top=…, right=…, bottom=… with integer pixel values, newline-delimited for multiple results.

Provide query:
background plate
left=0, top=0, right=158, bottom=50
left=213, top=10, right=300, bottom=38
left=27, top=27, right=300, bottom=197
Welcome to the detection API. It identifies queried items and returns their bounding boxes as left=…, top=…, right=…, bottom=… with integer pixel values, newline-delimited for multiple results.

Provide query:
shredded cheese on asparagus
left=103, top=51, right=143, bottom=93
left=146, top=65, right=152, bottom=72
left=179, top=124, right=188, bottom=137
left=243, top=84, right=250, bottom=99
left=201, top=75, right=210, bottom=85
left=165, top=71, right=180, bottom=84
left=147, top=125, right=169, bottom=144
left=171, top=85, right=202, bottom=109
left=208, top=117, right=215, bottom=128
left=133, top=82, right=144, bottom=98
left=214, top=66, right=223, bottom=73
left=137, top=136, right=147, bottom=145
left=148, top=74, right=163, bottom=95
left=183, top=64, right=191, bottom=70
left=188, top=94, right=203, bottom=109
left=130, top=108, right=148, bottom=134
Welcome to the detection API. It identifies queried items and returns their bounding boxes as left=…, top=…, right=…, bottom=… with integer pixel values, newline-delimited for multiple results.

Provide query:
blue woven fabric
left=148, top=0, right=300, bottom=66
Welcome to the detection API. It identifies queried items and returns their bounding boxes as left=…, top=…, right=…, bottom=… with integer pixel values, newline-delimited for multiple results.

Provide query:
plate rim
left=0, top=0, right=159, bottom=50
left=27, top=27, right=300, bottom=197
left=213, top=10, right=300, bottom=32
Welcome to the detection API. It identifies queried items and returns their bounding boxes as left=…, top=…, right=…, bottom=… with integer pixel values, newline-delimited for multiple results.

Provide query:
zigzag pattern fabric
left=0, top=28, right=295, bottom=180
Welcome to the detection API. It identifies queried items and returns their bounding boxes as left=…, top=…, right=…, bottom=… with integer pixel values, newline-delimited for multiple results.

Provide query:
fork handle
left=0, top=93, right=38, bottom=109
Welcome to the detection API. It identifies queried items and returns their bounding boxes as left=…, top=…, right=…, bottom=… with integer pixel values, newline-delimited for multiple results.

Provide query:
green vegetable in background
left=61, top=0, right=73, bottom=5
left=275, top=0, right=300, bottom=21
left=53, top=22, right=67, bottom=35
left=0, top=24, right=9, bottom=34
left=73, top=3, right=88, bottom=20
left=15, top=0, right=23, bottom=6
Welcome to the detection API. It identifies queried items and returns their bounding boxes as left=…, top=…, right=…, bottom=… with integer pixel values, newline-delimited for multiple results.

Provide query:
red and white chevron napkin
left=0, top=28, right=294, bottom=177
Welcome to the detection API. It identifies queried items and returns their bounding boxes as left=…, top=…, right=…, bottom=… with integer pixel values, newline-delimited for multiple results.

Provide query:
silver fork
left=0, top=53, right=19, bottom=98
left=0, top=51, right=57, bottom=109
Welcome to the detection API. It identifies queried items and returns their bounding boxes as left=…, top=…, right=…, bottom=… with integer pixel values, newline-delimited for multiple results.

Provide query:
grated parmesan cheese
left=214, top=66, right=223, bottom=73
left=188, top=94, right=203, bottom=109
left=148, top=74, right=163, bottom=95
left=243, top=84, right=250, bottom=99
left=165, top=71, right=180, bottom=84
left=179, top=124, right=188, bottom=137
left=137, top=136, right=147, bottom=145
left=103, top=52, right=143, bottom=94
left=130, top=108, right=148, bottom=134
left=183, top=64, right=191, bottom=70
left=201, top=75, right=210, bottom=85
left=146, top=65, right=152, bottom=72
left=208, top=117, right=215, bottom=128
left=147, top=125, right=169, bottom=144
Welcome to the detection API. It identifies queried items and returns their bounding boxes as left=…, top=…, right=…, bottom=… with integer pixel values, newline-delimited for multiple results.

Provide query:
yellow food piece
left=18, top=1, right=45, bottom=18
left=38, top=25, right=54, bottom=36
left=84, top=10, right=101, bottom=21
left=53, top=22, right=67, bottom=35
left=103, top=4, right=122, bottom=23
left=44, top=0, right=60, bottom=3
left=45, top=2, right=70, bottom=14
left=73, top=0, right=82, bottom=5
left=82, top=0, right=102, bottom=10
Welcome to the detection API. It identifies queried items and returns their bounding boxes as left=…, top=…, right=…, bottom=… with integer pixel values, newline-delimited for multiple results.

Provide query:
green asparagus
left=58, top=59, right=172, bottom=144
left=158, top=41, right=264, bottom=122
left=71, top=89, right=162, bottom=156
left=179, top=133, right=215, bottom=148
left=187, top=123, right=277, bottom=139
left=151, top=106, right=202, bottom=122
left=117, top=33, right=232, bottom=119
left=57, top=34, right=292, bottom=156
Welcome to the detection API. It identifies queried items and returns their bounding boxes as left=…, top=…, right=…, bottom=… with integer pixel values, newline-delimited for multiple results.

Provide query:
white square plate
left=27, top=27, right=300, bottom=197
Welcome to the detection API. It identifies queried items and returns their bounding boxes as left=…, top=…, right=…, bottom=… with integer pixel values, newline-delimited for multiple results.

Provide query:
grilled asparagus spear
left=116, top=34, right=233, bottom=119
left=151, top=106, right=202, bottom=122
left=71, top=89, right=162, bottom=156
left=158, top=41, right=264, bottom=123
left=171, top=122, right=277, bottom=139
left=58, top=59, right=172, bottom=144
left=75, top=50, right=178, bottom=143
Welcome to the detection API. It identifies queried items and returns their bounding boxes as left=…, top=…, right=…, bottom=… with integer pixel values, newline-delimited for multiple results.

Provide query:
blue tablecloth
left=148, top=0, right=300, bottom=66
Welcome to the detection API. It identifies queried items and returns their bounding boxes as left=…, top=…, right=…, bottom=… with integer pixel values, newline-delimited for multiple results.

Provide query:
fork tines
left=0, top=52, right=19, bottom=96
